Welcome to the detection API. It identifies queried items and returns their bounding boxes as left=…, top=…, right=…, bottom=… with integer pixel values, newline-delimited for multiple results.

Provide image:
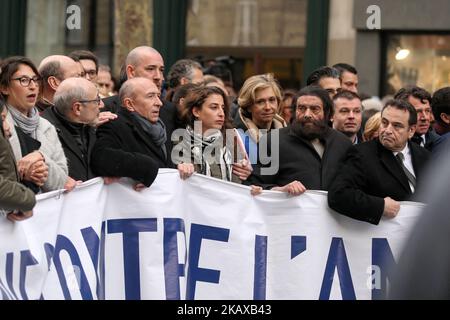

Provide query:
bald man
left=103, top=46, right=177, bottom=157
left=92, top=77, right=172, bottom=190
left=41, top=78, right=102, bottom=181
left=37, top=55, right=82, bottom=112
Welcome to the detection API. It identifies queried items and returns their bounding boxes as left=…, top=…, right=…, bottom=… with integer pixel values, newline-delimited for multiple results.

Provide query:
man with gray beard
left=247, top=86, right=352, bottom=195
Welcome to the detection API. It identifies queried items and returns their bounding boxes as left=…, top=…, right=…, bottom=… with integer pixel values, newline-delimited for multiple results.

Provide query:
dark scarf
left=132, top=113, right=167, bottom=159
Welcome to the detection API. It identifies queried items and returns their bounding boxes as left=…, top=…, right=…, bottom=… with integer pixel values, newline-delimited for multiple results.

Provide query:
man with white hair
left=42, top=78, right=102, bottom=181
left=92, top=77, right=172, bottom=190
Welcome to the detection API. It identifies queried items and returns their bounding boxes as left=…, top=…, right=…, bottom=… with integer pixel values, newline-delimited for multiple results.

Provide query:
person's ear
left=408, top=124, right=417, bottom=139
left=126, top=65, right=135, bottom=79
left=48, top=76, right=60, bottom=91
left=440, top=112, right=450, bottom=124
left=72, top=102, right=82, bottom=116
left=192, top=106, right=201, bottom=119
left=124, top=98, right=135, bottom=112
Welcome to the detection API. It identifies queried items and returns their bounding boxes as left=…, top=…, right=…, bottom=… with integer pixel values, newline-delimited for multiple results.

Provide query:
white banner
left=0, top=169, right=424, bottom=300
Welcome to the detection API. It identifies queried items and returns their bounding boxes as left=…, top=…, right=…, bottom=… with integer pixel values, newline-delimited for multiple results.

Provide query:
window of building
left=385, top=34, right=450, bottom=95
left=186, top=0, right=307, bottom=91
left=25, top=0, right=113, bottom=67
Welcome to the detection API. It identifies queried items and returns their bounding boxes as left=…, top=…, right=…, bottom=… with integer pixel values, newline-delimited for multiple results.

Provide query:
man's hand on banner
left=177, top=163, right=195, bottom=180
left=383, top=197, right=400, bottom=218
left=7, top=210, right=33, bottom=222
left=271, top=180, right=306, bottom=196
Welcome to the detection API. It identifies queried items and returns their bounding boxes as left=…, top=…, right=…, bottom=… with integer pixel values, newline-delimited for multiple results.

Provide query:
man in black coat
left=42, top=78, right=100, bottom=182
left=102, top=46, right=177, bottom=156
left=328, top=99, right=430, bottom=225
left=91, top=78, right=172, bottom=189
left=248, top=86, right=352, bottom=194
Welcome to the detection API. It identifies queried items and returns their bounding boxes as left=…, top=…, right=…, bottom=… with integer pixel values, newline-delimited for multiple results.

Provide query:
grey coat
left=6, top=110, right=68, bottom=192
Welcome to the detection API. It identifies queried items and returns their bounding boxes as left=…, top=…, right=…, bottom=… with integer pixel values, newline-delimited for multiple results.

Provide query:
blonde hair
left=363, top=112, right=381, bottom=141
left=238, top=74, right=282, bottom=116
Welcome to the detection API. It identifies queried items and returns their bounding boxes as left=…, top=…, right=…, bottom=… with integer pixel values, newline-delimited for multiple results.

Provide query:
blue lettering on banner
left=6, top=253, right=18, bottom=299
left=319, top=237, right=356, bottom=300
left=107, top=218, right=157, bottom=300
left=186, top=224, right=230, bottom=300
left=0, top=277, right=12, bottom=300
left=81, top=223, right=106, bottom=299
left=372, top=238, right=396, bottom=300
left=53, top=235, right=93, bottom=300
left=291, top=236, right=307, bottom=259
left=19, top=250, right=38, bottom=300
left=253, top=235, right=267, bottom=300
left=44, top=243, right=55, bottom=271
left=163, top=218, right=186, bottom=300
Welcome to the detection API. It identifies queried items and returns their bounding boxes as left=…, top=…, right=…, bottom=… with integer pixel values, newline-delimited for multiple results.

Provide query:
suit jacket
left=248, top=126, right=352, bottom=191
left=327, top=139, right=430, bottom=225
left=91, top=108, right=173, bottom=187
left=103, top=95, right=177, bottom=158
left=411, top=128, right=440, bottom=151
left=42, top=107, right=96, bottom=181
left=0, top=124, right=36, bottom=212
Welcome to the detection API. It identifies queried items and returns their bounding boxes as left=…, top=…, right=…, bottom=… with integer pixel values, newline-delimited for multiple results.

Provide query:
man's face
left=129, top=52, right=165, bottom=91
left=318, top=77, right=341, bottom=99
left=293, top=95, right=327, bottom=140
left=61, top=60, right=83, bottom=80
left=97, top=70, right=112, bottom=97
left=78, top=86, right=103, bottom=124
left=379, top=106, right=416, bottom=152
left=80, top=59, right=98, bottom=83
left=129, top=82, right=163, bottom=124
left=190, top=68, right=204, bottom=84
left=340, top=71, right=358, bottom=93
left=407, top=96, right=432, bottom=135
left=332, top=97, right=362, bottom=139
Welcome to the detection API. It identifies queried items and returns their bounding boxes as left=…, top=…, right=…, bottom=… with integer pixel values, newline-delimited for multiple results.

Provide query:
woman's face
left=1, top=108, right=11, bottom=139
left=193, top=94, right=226, bottom=135
left=2, top=64, right=39, bottom=114
left=249, top=87, right=279, bottom=129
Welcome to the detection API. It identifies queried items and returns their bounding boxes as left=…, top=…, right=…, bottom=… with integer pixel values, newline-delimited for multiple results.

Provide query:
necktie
left=395, top=153, right=416, bottom=189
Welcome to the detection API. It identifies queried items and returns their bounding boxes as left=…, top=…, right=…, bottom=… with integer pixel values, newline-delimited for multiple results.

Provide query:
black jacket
left=103, top=95, right=177, bottom=157
left=410, top=128, right=440, bottom=151
left=91, top=108, right=173, bottom=187
left=42, top=107, right=96, bottom=182
left=248, top=126, right=352, bottom=191
left=327, top=139, right=430, bottom=225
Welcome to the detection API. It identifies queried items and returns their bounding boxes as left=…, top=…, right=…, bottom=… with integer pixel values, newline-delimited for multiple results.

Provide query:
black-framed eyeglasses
left=12, top=76, right=42, bottom=87
left=78, top=96, right=101, bottom=106
left=84, top=69, right=98, bottom=78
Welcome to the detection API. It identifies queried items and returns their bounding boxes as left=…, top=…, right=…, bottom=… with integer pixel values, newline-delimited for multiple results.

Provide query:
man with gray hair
left=37, top=55, right=82, bottom=112
left=165, top=59, right=204, bottom=102
left=41, top=78, right=102, bottom=181
left=92, top=77, right=172, bottom=191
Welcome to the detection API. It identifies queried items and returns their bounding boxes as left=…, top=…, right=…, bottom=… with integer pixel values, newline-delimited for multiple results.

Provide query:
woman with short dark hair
left=0, top=56, right=69, bottom=193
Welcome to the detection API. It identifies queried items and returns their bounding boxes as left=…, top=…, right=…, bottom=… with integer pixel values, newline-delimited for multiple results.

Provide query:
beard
left=291, top=118, right=328, bottom=140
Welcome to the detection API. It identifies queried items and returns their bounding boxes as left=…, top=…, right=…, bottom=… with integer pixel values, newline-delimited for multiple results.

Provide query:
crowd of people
left=0, top=46, right=449, bottom=227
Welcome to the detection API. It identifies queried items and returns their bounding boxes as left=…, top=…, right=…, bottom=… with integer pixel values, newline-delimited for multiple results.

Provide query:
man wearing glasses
left=41, top=78, right=102, bottom=182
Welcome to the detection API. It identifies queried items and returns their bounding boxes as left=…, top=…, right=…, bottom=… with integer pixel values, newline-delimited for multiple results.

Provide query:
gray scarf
left=7, top=105, right=40, bottom=139
left=173, top=126, right=233, bottom=181
left=132, top=113, right=167, bottom=159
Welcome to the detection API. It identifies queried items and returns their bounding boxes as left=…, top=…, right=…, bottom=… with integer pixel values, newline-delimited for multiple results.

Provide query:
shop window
left=385, top=34, right=450, bottom=95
